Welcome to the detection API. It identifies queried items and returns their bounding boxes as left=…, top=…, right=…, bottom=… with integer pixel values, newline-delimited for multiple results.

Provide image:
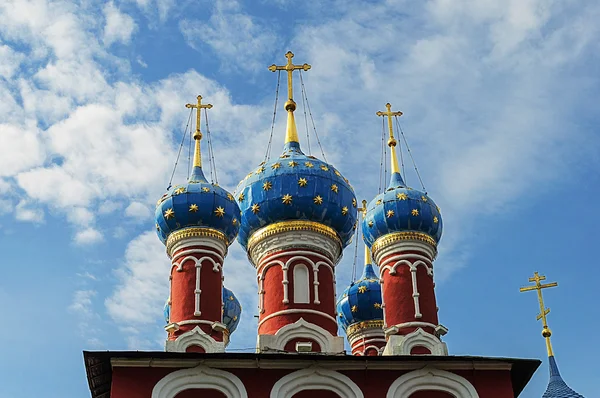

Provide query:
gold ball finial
left=542, top=326, right=552, bottom=338
left=193, top=131, right=202, bottom=140
left=388, top=138, right=397, bottom=147
left=284, top=99, right=297, bottom=112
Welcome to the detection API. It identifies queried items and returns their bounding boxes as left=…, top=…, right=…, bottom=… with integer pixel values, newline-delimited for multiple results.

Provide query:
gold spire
left=185, top=95, right=213, bottom=168
left=520, top=272, right=559, bottom=357
left=376, top=103, right=403, bottom=175
left=359, top=199, right=370, bottom=265
left=268, top=51, right=311, bottom=144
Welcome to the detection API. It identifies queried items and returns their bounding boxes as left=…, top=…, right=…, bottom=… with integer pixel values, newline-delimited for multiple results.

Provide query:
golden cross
left=268, top=51, right=311, bottom=111
left=376, top=103, right=403, bottom=175
left=520, top=271, right=558, bottom=356
left=185, top=95, right=213, bottom=168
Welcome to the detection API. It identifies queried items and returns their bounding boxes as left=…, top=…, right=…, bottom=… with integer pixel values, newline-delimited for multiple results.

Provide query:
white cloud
left=67, top=207, right=95, bottom=226
left=74, top=227, right=104, bottom=245
left=0, top=123, right=45, bottom=177
left=125, top=201, right=151, bottom=220
left=15, top=200, right=44, bottom=223
left=103, top=2, right=137, bottom=47
left=0, top=43, right=24, bottom=79
left=69, top=289, right=97, bottom=317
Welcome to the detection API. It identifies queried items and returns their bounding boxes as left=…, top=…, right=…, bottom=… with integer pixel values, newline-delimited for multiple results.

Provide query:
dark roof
left=83, top=351, right=541, bottom=398
left=542, top=356, right=584, bottom=398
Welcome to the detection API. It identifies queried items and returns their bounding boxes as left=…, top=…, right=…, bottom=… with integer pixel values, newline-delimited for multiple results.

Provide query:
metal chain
left=300, top=78, right=311, bottom=155
left=299, top=71, right=327, bottom=162
left=379, top=117, right=385, bottom=193
left=395, top=116, right=426, bottom=193
left=264, top=71, right=281, bottom=162
left=204, top=108, right=218, bottom=185
left=168, top=108, right=194, bottom=190
left=351, top=210, right=361, bottom=282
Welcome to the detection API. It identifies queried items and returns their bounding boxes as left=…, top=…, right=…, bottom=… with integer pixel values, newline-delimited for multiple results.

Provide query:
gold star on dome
left=386, top=210, right=395, bottom=218
left=255, top=166, right=265, bottom=174
left=320, top=165, right=329, bottom=171
left=436, top=205, right=441, bottom=212
left=334, top=170, right=341, bottom=176
left=174, top=187, right=186, bottom=195
left=271, top=162, right=281, bottom=170
left=331, top=184, right=339, bottom=193
left=368, top=220, right=374, bottom=227
left=411, top=209, right=419, bottom=216
left=343, top=293, right=347, bottom=298
left=282, top=194, right=293, bottom=205
left=214, top=207, right=225, bottom=217
left=155, top=223, right=160, bottom=231
left=229, top=296, right=234, bottom=301
left=251, top=203, right=260, bottom=214
left=341, top=206, right=349, bottom=215
left=189, top=204, right=199, bottom=213
left=305, top=161, right=314, bottom=168
left=164, top=208, right=175, bottom=220
left=314, top=195, right=323, bottom=205
left=227, top=193, right=234, bottom=201
left=374, top=303, right=382, bottom=309
left=245, top=172, right=253, bottom=179
left=280, top=154, right=290, bottom=158
left=397, top=193, right=407, bottom=200
left=288, top=161, right=298, bottom=167
left=338, top=312, right=343, bottom=318
left=232, top=218, right=238, bottom=225
left=233, top=316, right=238, bottom=321
left=421, top=195, right=428, bottom=202
left=358, top=286, right=367, bottom=293
left=376, top=199, right=382, bottom=205
left=298, top=178, right=308, bottom=187
left=433, top=216, right=439, bottom=224
left=352, top=198, right=357, bottom=207
left=202, top=187, right=210, bottom=193
left=238, top=193, right=245, bottom=202
left=351, top=305, right=358, bottom=313
left=263, top=181, right=272, bottom=191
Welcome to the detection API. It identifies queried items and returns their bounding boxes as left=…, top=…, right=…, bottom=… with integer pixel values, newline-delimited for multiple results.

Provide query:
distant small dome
left=236, top=141, right=357, bottom=250
left=362, top=173, right=442, bottom=248
left=163, top=298, right=170, bottom=324
left=155, top=165, right=241, bottom=247
left=222, top=286, right=242, bottom=334
left=336, top=263, right=383, bottom=332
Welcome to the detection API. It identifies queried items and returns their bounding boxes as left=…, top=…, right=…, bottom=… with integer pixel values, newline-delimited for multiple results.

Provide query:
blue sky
left=0, top=0, right=598, bottom=397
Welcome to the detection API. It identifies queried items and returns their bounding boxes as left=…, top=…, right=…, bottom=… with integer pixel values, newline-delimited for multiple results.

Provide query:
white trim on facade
left=151, top=365, right=247, bottom=398
left=386, top=366, right=479, bottom=398
left=257, top=318, right=344, bottom=354
left=270, top=366, right=364, bottom=398
left=164, top=326, right=225, bottom=353
left=292, top=263, right=310, bottom=304
left=168, top=237, right=227, bottom=260
left=383, top=328, right=448, bottom=356
left=258, top=308, right=338, bottom=328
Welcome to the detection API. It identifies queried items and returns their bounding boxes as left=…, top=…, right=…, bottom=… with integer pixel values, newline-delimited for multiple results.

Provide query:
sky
left=0, top=0, right=598, bottom=397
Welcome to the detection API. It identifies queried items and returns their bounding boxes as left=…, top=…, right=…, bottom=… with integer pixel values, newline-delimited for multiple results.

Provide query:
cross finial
left=185, top=95, right=213, bottom=169
left=268, top=51, right=311, bottom=144
left=520, top=271, right=559, bottom=356
left=357, top=199, right=371, bottom=265
left=376, top=103, right=404, bottom=175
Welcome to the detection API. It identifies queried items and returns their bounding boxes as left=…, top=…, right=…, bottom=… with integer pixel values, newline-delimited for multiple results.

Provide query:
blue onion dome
left=222, top=286, right=242, bottom=334
left=336, top=262, right=383, bottom=333
left=163, top=298, right=170, bottom=324
left=362, top=172, right=442, bottom=250
left=235, top=140, right=357, bottom=250
left=155, top=125, right=241, bottom=249
left=543, top=356, right=584, bottom=398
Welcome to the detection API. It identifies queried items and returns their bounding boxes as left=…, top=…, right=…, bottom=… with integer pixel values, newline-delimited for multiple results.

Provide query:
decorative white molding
left=175, top=319, right=216, bottom=327
left=383, top=328, right=448, bottom=356
left=373, top=240, right=435, bottom=265
left=152, top=365, right=247, bottom=398
left=250, top=230, right=341, bottom=266
left=257, top=318, right=344, bottom=354
left=386, top=366, right=478, bottom=398
left=258, top=309, right=338, bottom=328
left=270, top=366, right=364, bottom=398
left=194, top=260, right=202, bottom=316
left=165, top=326, right=225, bottom=353
left=168, top=237, right=227, bottom=260
left=293, top=263, right=310, bottom=304
left=171, top=253, right=222, bottom=317
left=385, top=321, right=437, bottom=335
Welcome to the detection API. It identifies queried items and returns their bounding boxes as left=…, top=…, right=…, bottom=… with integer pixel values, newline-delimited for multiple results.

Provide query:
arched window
left=293, top=264, right=310, bottom=304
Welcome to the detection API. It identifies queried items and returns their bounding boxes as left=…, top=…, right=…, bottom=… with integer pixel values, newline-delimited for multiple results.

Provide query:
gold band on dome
left=371, top=231, right=437, bottom=254
left=166, top=227, right=228, bottom=254
left=247, top=220, right=342, bottom=252
left=346, top=320, right=384, bottom=336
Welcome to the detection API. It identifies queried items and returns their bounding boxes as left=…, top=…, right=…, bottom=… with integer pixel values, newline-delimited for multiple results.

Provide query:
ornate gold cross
left=185, top=95, right=213, bottom=168
left=268, top=51, right=311, bottom=111
left=520, top=271, right=558, bottom=356
left=376, top=103, right=403, bottom=175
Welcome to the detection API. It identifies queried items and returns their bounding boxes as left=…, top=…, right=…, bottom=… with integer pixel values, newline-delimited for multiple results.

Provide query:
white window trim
left=386, top=366, right=479, bottom=398
left=293, top=263, right=310, bottom=304
left=152, top=365, right=247, bottom=398
left=270, top=366, right=364, bottom=398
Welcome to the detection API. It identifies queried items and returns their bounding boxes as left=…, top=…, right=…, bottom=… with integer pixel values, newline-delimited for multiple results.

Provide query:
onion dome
left=362, top=103, right=442, bottom=249
left=543, top=356, right=584, bottom=398
left=337, top=263, right=383, bottom=332
left=235, top=52, right=356, bottom=251
left=155, top=96, right=241, bottom=249
left=222, top=286, right=242, bottom=334
left=163, top=298, right=170, bottom=324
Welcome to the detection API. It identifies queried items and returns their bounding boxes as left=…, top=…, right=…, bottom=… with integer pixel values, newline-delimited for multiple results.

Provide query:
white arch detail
left=270, top=366, right=364, bottom=398
left=164, top=326, right=225, bottom=353
left=152, top=365, right=247, bottom=398
left=293, top=263, right=310, bottom=304
left=386, top=367, right=479, bottom=398
left=381, top=258, right=432, bottom=319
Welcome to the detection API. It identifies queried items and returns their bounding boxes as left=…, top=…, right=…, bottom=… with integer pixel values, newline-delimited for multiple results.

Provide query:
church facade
left=82, top=51, right=581, bottom=398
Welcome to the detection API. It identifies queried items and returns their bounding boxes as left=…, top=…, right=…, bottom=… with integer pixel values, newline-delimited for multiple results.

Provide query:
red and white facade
left=373, top=236, right=448, bottom=356
left=164, top=231, right=230, bottom=353
left=247, top=223, right=344, bottom=354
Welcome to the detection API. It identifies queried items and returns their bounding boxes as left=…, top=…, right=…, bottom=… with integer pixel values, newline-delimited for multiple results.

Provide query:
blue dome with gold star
left=155, top=164, right=241, bottom=246
left=362, top=172, right=442, bottom=248
left=222, top=286, right=242, bottom=334
left=236, top=141, right=357, bottom=250
left=336, top=263, right=383, bottom=332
